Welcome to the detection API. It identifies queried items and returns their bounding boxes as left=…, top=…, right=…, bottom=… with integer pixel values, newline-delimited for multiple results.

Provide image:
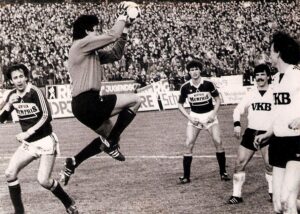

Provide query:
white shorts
left=188, top=111, right=219, bottom=129
left=20, top=133, right=60, bottom=158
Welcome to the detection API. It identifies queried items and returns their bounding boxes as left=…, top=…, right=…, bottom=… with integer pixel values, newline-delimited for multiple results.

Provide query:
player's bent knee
left=37, top=176, right=52, bottom=189
left=5, top=168, right=17, bottom=181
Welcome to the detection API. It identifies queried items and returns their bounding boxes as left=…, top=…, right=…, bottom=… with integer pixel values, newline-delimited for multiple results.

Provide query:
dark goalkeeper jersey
left=178, top=79, right=219, bottom=113
left=0, top=83, right=52, bottom=142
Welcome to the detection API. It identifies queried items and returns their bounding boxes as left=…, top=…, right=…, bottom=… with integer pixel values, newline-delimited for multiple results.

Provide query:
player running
left=60, top=2, right=141, bottom=186
left=227, top=64, right=273, bottom=204
left=177, top=59, right=230, bottom=184
left=255, top=32, right=300, bottom=214
left=0, top=64, right=78, bottom=214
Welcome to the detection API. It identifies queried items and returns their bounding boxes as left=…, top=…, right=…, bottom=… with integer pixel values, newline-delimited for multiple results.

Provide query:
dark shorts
left=241, top=128, right=269, bottom=151
left=269, top=136, right=300, bottom=168
left=72, top=90, right=117, bottom=131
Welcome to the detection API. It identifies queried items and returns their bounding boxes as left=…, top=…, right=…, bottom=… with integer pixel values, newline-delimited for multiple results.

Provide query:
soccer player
left=177, top=59, right=230, bottom=184
left=60, top=4, right=141, bottom=185
left=0, top=64, right=78, bottom=214
left=255, top=32, right=300, bottom=214
left=227, top=64, right=273, bottom=204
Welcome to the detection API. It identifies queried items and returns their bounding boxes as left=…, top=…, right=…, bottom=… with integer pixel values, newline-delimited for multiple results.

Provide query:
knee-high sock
left=8, top=178, right=24, bottom=214
left=49, top=180, right=73, bottom=208
left=265, top=173, right=273, bottom=194
left=233, top=172, right=246, bottom=197
left=216, top=152, right=226, bottom=174
left=74, top=137, right=102, bottom=167
left=183, top=154, right=193, bottom=179
left=107, top=108, right=136, bottom=145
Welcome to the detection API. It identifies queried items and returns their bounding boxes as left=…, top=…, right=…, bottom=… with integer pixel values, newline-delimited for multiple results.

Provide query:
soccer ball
left=126, top=3, right=141, bottom=19
left=118, top=1, right=141, bottom=19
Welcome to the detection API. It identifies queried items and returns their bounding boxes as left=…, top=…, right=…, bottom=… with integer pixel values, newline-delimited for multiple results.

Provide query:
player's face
left=189, top=67, right=201, bottom=80
left=10, top=69, right=28, bottom=92
left=255, top=71, right=268, bottom=87
left=269, top=44, right=279, bottom=67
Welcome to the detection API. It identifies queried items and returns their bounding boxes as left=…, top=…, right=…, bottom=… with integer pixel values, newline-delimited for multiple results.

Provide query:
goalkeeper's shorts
left=72, top=90, right=117, bottom=131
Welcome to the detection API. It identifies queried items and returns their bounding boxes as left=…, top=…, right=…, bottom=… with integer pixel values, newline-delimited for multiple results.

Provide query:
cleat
left=220, top=172, right=231, bottom=181
left=178, top=176, right=190, bottom=184
left=66, top=201, right=79, bottom=214
left=99, top=136, right=125, bottom=161
left=268, top=193, right=273, bottom=202
left=227, top=196, right=243, bottom=204
left=60, top=158, right=75, bottom=186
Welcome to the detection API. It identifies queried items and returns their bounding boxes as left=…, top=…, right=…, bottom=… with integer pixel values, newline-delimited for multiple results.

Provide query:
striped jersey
left=68, top=21, right=126, bottom=97
left=0, top=83, right=52, bottom=142
left=233, top=86, right=273, bottom=131
left=272, top=66, right=300, bottom=137
left=178, top=79, right=219, bottom=113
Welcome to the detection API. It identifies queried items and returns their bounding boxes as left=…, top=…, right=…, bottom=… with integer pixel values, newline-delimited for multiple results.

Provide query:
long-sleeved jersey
left=233, top=87, right=273, bottom=131
left=0, top=83, right=52, bottom=142
left=68, top=21, right=127, bottom=97
left=272, top=66, right=300, bottom=137
left=178, top=79, right=219, bottom=113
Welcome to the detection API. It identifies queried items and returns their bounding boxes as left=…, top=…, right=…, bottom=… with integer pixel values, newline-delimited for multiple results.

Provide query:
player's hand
left=16, top=132, right=30, bottom=142
left=189, top=117, right=199, bottom=126
left=233, top=126, right=241, bottom=139
left=254, top=131, right=272, bottom=149
left=288, top=118, right=300, bottom=131
left=8, top=93, right=20, bottom=106
left=207, top=112, right=216, bottom=123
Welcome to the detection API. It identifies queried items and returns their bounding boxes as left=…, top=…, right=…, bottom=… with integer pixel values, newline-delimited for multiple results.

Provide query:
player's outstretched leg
left=7, top=178, right=25, bottom=214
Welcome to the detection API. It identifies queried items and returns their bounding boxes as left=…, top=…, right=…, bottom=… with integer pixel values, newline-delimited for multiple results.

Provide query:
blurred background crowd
left=0, top=0, right=299, bottom=89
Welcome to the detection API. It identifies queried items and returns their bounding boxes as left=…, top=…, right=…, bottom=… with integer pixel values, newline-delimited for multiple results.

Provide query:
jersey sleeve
left=27, top=86, right=52, bottom=135
left=233, top=91, right=250, bottom=124
left=178, top=85, right=187, bottom=104
left=0, top=92, right=15, bottom=123
left=209, top=81, right=219, bottom=97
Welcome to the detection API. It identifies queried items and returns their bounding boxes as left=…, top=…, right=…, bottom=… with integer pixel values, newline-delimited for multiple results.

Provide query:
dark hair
left=254, top=64, right=271, bottom=76
left=271, top=31, right=300, bottom=65
left=186, top=60, right=203, bottom=71
left=72, top=15, right=99, bottom=40
left=6, top=64, right=29, bottom=80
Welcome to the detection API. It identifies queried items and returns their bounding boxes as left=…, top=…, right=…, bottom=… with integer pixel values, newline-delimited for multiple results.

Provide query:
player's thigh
left=282, top=161, right=300, bottom=197
left=208, top=123, right=222, bottom=144
left=6, top=146, right=35, bottom=177
left=260, top=145, right=272, bottom=172
left=185, top=124, right=200, bottom=146
left=111, top=94, right=140, bottom=116
left=37, top=154, right=56, bottom=183
left=273, top=167, right=285, bottom=197
left=235, top=145, right=255, bottom=169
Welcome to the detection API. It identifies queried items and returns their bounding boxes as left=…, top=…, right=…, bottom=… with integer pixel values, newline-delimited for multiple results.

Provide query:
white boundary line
left=0, top=154, right=263, bottom=160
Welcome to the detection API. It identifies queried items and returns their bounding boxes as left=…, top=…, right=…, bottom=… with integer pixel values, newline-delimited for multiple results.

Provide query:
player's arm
left=97, top=33, right=127, bottom=64
left=16, top=87, right=51, bottom=141
left=178, top=86, right=198, bottom=125
left=208, top=82, right=220, bottom=122
left=232, top=94, right=249, bottom=139
left=0, top=93, right=18, bottom=123
left=81, top=17, right=127, bottom=53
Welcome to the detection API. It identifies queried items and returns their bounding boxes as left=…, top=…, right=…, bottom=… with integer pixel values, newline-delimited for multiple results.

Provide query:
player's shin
left=74, top=137, right=102, bottom=167
left=107, top=108, right=136, bottom=145
left=265, top=173, right=273, bottom=199
left=233, top=172, right=246, bottom=197
left=7, top=178, right=24, bottom=214
left=49, top=179, right=73, bottom=208
left=183, top=154, right=193, bottom=179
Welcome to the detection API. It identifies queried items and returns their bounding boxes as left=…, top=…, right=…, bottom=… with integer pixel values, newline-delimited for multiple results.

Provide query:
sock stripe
left=50, top=180, right=58, bottom=192
left=8, top=179, right=19, bottom=186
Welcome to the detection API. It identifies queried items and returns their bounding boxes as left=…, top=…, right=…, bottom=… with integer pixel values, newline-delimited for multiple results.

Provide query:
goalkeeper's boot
left=220, top=172, right=231, bottom=181
left=66, top=198, right=79, bottom=214
left=179, top=176, right=190, bottom=184
left=60, top=157, right=76, bottom=186
left=227, top=196, right=243, bottom=204
left=99, top=136, right=125, bottom=161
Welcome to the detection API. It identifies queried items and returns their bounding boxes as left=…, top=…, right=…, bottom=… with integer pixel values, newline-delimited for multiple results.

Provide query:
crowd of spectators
left=0, top=1, right=299, bottom=89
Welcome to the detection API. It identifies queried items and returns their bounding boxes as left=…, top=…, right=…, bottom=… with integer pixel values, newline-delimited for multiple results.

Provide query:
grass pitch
left=0, top=106, right=274, bottom=213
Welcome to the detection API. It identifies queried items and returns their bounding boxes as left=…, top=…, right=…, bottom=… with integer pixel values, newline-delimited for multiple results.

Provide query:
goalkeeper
left=60, top=2, right=141, bottom=185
